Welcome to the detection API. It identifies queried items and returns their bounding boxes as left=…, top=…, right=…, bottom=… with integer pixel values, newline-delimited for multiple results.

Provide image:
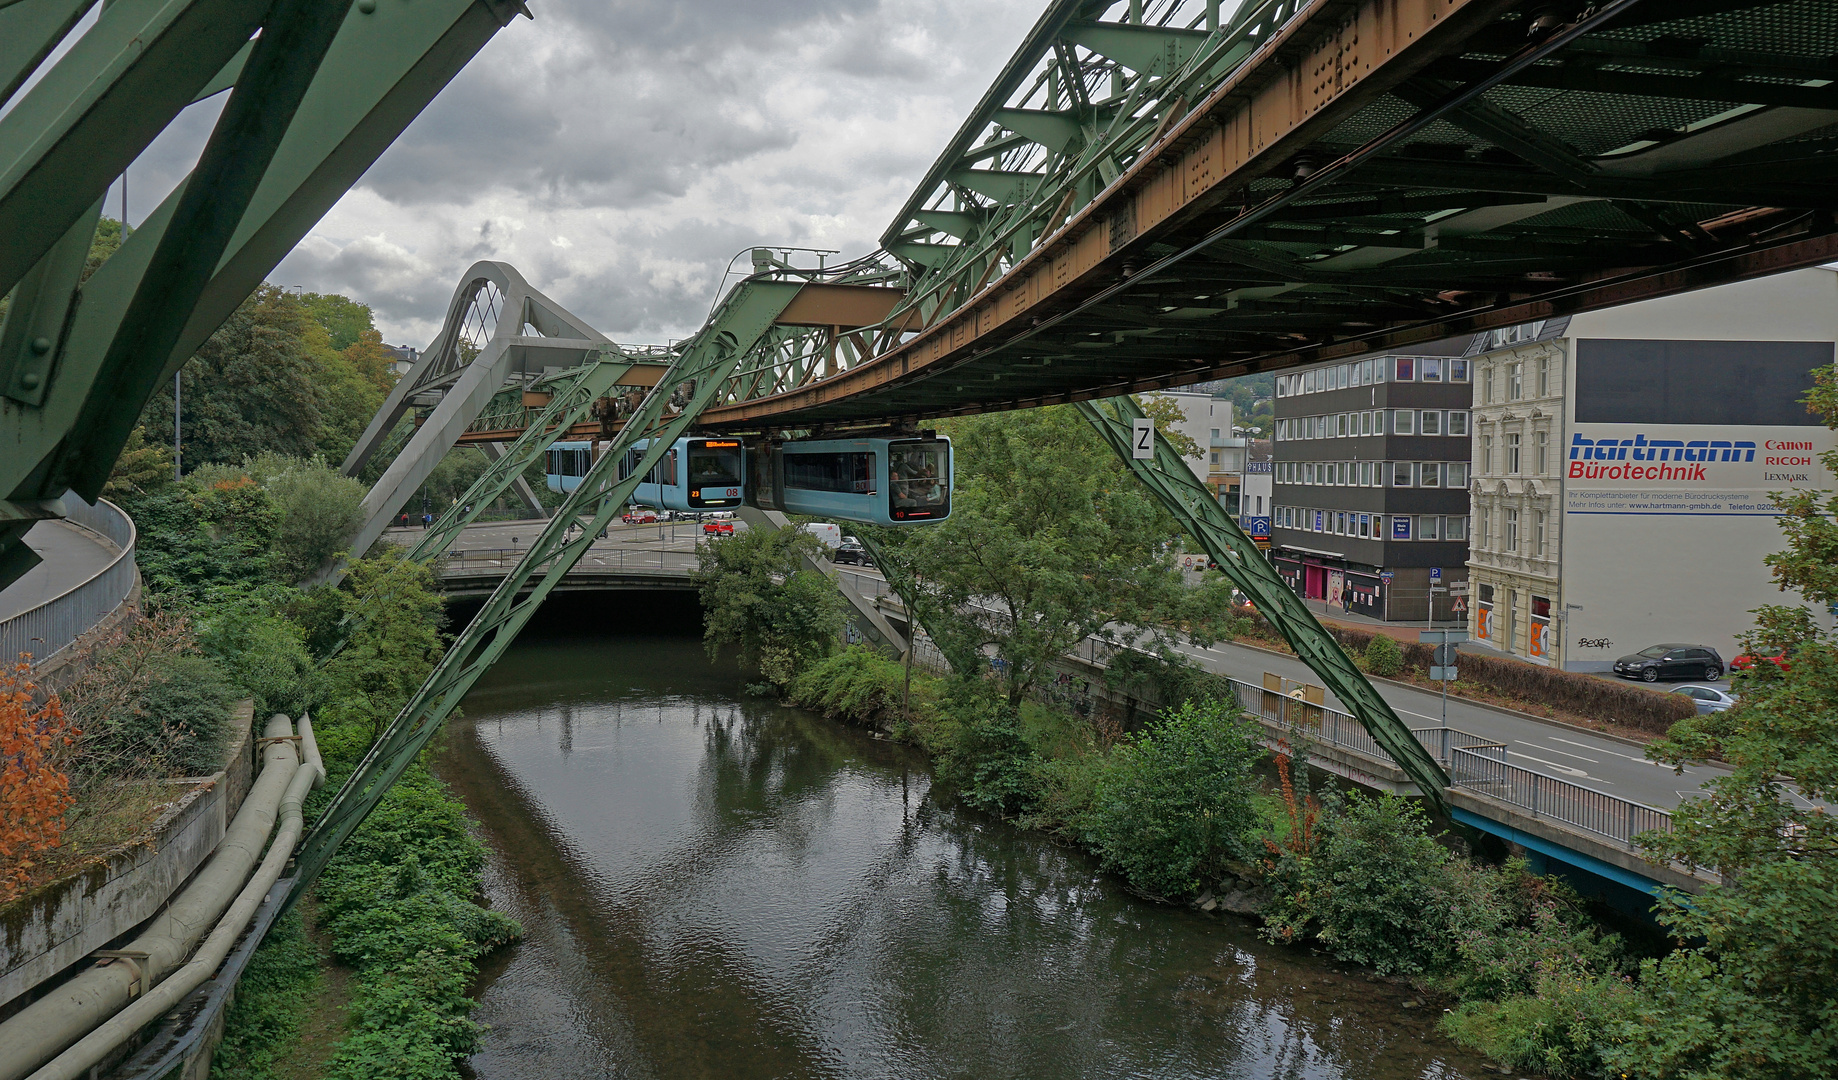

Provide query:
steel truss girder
left=285, top=277, right=804, bottom=908
left=0, top=0, right=522, bottom=592
left=403, top=354, right=643, bottom=564
left=1077, top=395, right=1448, bottom=809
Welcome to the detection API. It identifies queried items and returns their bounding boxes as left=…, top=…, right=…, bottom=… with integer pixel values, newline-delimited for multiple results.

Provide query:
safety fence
left=0, top=497, right=137, bottom=668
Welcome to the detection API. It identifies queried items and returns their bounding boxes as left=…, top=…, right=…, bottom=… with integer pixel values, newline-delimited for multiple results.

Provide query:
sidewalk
left=1295, top=601, right=1466, bottom=644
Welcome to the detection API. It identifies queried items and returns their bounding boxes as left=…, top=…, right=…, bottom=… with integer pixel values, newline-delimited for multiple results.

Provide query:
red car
left=703, top=519, right=734, bottom=536
left=622, top=508, right=658, bottom=525
left=1732, top=651, right=1791, bottom=674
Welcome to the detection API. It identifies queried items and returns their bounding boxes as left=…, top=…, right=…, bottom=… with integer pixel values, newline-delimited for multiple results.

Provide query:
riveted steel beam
left=1078, top=394, right=1448, bottom=808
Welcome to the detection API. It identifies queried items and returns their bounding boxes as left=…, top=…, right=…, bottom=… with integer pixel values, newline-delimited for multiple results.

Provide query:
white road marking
left=1506, top=750, right=1593, bottom=778
left=1548, top=735, right=1682, bottom=771
left=1528, top=744, right=1599, bottom=764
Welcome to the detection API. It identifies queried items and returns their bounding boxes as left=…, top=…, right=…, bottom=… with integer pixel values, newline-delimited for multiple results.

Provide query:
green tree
left=125, top=474, right=281, bottom=599
left=870, top=405, right=1233, bottom=708
left=317, top=549, right=447, bottom=740
left=140, top=286, right=325, bottom=468
left=102, top=425, right=172, bottom=501
left=245, top=453, right=368, bottom=580
left=694, top=526, right=849, bottom=690
left=1607, top=363, right=1838, bottom=1080
left=301, top=292, right=376, bottom=352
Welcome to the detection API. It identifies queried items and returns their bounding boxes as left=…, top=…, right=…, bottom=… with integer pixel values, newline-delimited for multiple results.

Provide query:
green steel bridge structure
left=5, top=0, right=1837, bottom=911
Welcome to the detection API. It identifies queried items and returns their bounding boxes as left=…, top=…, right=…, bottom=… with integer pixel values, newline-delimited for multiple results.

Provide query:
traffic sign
left=1447, top=581, right=1469, bottom=595
left=1130, top=418, right=1154, bottom=459
left=1452, top=596, right=1467, bottom=613
left=1429, top=567, right=1442, bottom=581
left=1430, top=665, right=1458, bottom=681
left=1379, top=570, right=1394, bottom=583
left=1418, top=630, right=1470, bottom=643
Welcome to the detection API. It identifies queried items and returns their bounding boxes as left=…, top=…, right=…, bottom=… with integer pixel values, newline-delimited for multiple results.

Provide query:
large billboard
left=1560, top=339, right=1836, bottom=670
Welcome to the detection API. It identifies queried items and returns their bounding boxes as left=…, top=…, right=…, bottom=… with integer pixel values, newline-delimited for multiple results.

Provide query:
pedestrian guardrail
left=0, top=497, right=136, bottom=668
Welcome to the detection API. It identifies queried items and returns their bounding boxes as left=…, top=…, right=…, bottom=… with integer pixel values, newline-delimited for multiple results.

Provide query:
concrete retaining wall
left=0, top=702, right=255, bottom=1012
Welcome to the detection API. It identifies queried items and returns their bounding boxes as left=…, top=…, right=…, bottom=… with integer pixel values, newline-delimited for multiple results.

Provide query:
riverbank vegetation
left=701, top=397, right=1838, bottom=1080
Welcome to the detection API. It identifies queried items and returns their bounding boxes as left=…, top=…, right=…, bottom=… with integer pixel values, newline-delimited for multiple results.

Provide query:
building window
left=1359, top=460, right=1372, bottom=486
left=1446, top=515, right=1467, bottom=541
left=1419, top=462, right=1442, bottom=487
left=1338, top=512, right=1349, bottom=534
left=1359, top=513, right=1370, bottom=538
left=1535, top=510, right=1547, bottom=556
left=1447, top=410, right=1468, bottom=436
left=1537, top=356, right=1550, bottom=397
left=1255, top=495, right=1263, bottom=514
left=1535, top=430, right=1548, bottom=474
left=1392, top=461, right=1412, bottom=487
left=1422, top=357, right=1442, bottom=381
left=1338, top=413, right=1349, bottom=437
left=1480, top=433, right=1492, bottom=474
left=1509, top=361, right=1524, bottom=400
left=1358, top=411, right=1370, bottom=436
left=1210, top=451, right=1220, bottom=466
left=1210, top=428, right=1220, bottom=440
left=1505, top=508, right=1519, bottom=552
left=1393, top=409, right=1414, bottom=435
left=1447, top=462, right=1469, bottom=488
left=1420, top=515, right=1441, bottom=540
left=1396, top=357, right=1415, bottom=381
left=1420, top=410, right=1441, bottom=435
left=1478, top=508, right=1490, bottom=547
left=1507, top=432, right=1522, bottom=474
left=1450, top=358, right=1469, bottom=382
left=1483, top=365, right=1495, bottom=403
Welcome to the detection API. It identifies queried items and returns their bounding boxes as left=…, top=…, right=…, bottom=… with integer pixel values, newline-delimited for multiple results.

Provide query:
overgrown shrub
left=1442, top=968, right=1638, bottom=1080
left=789, top=646, right=913, bottom=727
left=1362, top=634, right=1404, bottom=677
left=1263, top=793, right=1459, bottom=975
left=191, top=586, right=320, bottom=720
left=245, top=453, right=367, bottom=581
left=1082, top=698, right=1264, bottom=899
left=930, top=684, right=1038, bottom=815
left=0, top=665, right=75, bottom=898
left=60, top=611, right=236, bottom=777
left=210, top=911, right=321, bottom=1080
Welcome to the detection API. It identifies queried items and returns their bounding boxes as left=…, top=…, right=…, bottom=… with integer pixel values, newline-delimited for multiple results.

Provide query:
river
left=435, top=618, right=1494, bottom=1080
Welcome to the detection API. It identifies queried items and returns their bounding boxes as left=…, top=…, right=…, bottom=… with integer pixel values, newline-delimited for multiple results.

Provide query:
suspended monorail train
left=748, top=435, right=952, bottom=525
left=544, top=437, right=746, bottom=511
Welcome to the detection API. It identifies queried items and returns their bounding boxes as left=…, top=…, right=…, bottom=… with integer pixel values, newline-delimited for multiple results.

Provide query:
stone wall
left=0, top=701, right=254, bottom=1012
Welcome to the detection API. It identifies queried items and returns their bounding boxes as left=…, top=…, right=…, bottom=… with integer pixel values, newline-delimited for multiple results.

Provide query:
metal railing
left=0, top=497, right=137, bottom=668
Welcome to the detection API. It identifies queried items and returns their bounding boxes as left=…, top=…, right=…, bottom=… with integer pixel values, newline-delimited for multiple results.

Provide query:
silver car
left=1673, top=684, right=1738, bottom=714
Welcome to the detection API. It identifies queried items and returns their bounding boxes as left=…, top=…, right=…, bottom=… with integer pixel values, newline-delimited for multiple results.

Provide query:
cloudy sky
left=109, top=0, right=1043, bottom=349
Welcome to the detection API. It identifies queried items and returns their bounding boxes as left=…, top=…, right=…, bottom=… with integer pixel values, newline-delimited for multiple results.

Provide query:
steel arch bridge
left=4, top=0, right=1837, bottom=903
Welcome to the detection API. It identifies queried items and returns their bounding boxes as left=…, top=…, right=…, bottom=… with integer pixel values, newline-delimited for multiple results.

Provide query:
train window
left=784, top=452, right=876, bottom=494
left=686, top=442, right=743, bottom=487
left=546, top=447, right=590, bottom=477
left=888, top=441, right=948, bottom=516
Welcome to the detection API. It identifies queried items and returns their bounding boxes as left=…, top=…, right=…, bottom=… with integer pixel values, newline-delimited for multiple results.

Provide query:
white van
left=799, top=522, right=842, bottom=550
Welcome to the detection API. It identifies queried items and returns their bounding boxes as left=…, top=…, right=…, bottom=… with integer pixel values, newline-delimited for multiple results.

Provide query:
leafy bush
left=0, top=665, right=75, bottom=899
left=1362, top=634, right=1404, bottom=677
left=931, top=684, right=1038, bottom=816
left=60, top=612, right=236, bottom=777
left=191, top=586, right=320, bottom=719
left=125, top=475, right=281, bottom=599
left=246, top=453, right=367, bottom=581
left=788, top=646, right=913, bottom=727
left=695, top=527, right=848, bottom=690
left=1082, top=698, right=1264, bottom=899
left=210, top=911, right=321, bottom=1080
left=1264, top=793, right=1459, bottom=976
left=1442, top=968, right=1638, bottom=1080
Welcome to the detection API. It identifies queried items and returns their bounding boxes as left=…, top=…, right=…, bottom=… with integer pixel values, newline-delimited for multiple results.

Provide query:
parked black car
left=833, top=543, right=874, bottom=567
left=1613, top=643, right=1724, bottom=682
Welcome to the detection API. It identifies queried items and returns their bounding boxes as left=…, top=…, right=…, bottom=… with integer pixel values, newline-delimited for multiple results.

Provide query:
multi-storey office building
left=1467, top=267, right=1838, bottom=669
left=1270, top=339, right=1473, bottom=622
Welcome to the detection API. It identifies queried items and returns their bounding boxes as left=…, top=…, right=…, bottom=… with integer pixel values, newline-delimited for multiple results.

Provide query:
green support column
left=405, top=354, right=640, bottom=563
left=286, top=278, right=804, bottom=906
left=1077, top=395, right=1448, bottom=808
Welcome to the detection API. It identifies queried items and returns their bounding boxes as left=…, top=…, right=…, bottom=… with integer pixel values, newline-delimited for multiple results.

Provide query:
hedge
left=1321, top=625, right=1696, bottom=733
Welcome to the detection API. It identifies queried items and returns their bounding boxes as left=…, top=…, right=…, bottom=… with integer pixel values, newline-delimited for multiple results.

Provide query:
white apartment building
left=1467, top=267, right=1838, bottom=669
left=1142, top=390, right=1242, bottom=504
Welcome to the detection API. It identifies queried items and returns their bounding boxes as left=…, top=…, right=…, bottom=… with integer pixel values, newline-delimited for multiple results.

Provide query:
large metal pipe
left=0, top=715, right=302, bottom=1080
left=28, top=718, right=326, bottom=1080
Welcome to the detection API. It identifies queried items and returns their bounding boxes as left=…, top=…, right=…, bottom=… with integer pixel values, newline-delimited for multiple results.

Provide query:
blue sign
left=1314, top=510, right=1324, bottom=532
left=1391, top=517, right=1411, bottom=540
left=1430, top=567, right=1442, bottom=581
left=1242, top=516, right=1271, bottom=537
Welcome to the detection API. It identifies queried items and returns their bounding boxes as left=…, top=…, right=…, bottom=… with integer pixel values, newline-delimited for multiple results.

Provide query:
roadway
left=380, top=518, right=706, bottom=576
left=0, top=519, right=119, bottom=621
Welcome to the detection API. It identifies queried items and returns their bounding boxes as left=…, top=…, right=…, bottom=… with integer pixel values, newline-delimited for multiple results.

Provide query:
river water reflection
left=438, top=628, right=1491, bottom=1080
